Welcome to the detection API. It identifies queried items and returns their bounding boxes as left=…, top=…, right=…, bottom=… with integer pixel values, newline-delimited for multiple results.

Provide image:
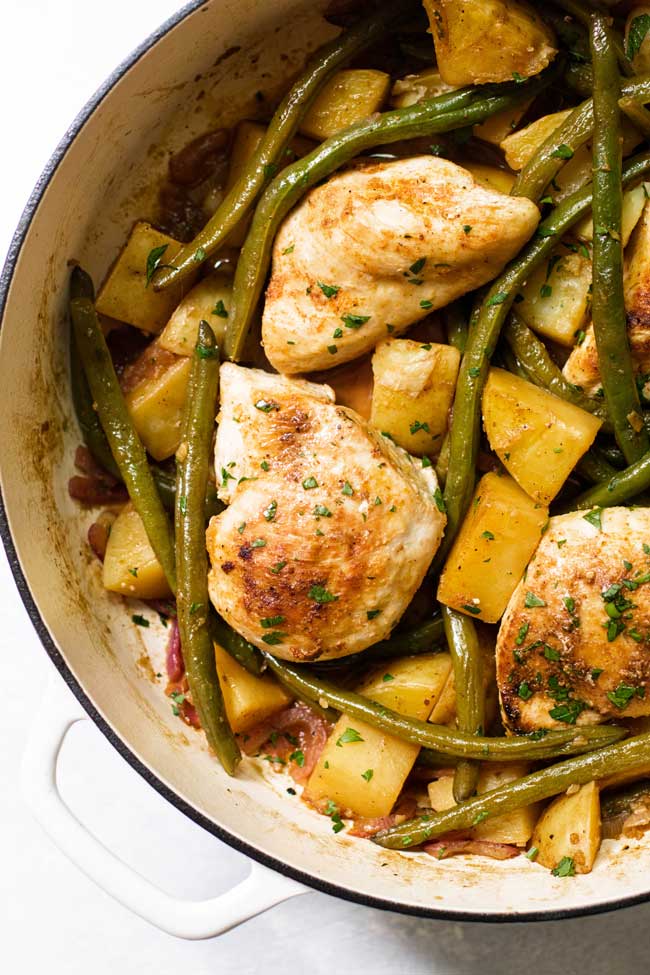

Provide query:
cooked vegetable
left=264, top=654, right=625, bottom=761
left=428, top=762, right=540, bottom=846
left=103, top=503, right=173, bottom=600
left=95, top=222, right=194, bottom=333
left=299, top=69, right=390, bottom=140
left=305, top=653, right=452, bottom=818
left=175, top=321, right=240, bottom=772
left=442, top=608, right=483, bottom=801
left=565, top=446, right=650, bottom=511
left=225, top=69, right=557, bottom=361
left=70, top=289, right=176, bottom=591
left=123, top=342, right=191, bottom=461
left=437, top=471, right=548, bottom=623
left=624, top=190, right=650, bottom=325
left=502, top=108, right=573, bottom=172
left=511, top=99, right=593, bottom=202
left=530, top=781, right=601, bottom=875
left=573, top=181, right=648, bottom=247
left=370, top=339, right=460, bottom=457
left=373, top=733, right=650, bottom=849
left=214, top=642, right=291, bottom=733
left=423, top=0, right=556, bottom=86
left=626, top=7, right=650, bottom=74
left=158, top=273, right=232, bottom=355
left=390, top=68, right=456, bottom=108
left=482, top=368, right=602, bottom=503
left=514, top=245, right=592, bottom=347
left=463, top=163, right=515, bottom=194
left=152, top=2, right=412, bottom=290
left=209, top=612, right=265, bottom=676
left=590, top=14, right=649, bottom=465
left=601, top=779, right=650, bottom=839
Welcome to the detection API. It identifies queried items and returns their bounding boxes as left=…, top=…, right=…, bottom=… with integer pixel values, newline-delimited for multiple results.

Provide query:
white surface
left=2, top=2, right=650, bottom=972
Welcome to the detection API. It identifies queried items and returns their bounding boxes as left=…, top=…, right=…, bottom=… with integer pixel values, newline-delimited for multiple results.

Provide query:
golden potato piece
left=158, top=273, right=232, bottom=356
left=214, top=643, right=291, bottom=734
left=103, top=503, right=172, bottom=599
left=516, top=246, right=592, bottom=347
left=531, top=781, right=601, bottom=875
left=123, top=340, right=191, bottom=461
left=299, top=69, right=390, bottom=141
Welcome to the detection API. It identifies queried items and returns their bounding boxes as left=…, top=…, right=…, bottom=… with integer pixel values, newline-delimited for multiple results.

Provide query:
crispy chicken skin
left=206, top=363, right=446, bottom=662
left=262, top=156, right=540, bottom=374
left=497, top=507, right=650, bottom=733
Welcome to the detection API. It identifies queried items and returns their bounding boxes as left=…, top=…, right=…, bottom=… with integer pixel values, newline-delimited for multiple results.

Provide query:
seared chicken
left=206, top=363, right=446, bottom=662
left=497, top=507, right=650, bottom=733
left=262, top=156, right=540, bottom=374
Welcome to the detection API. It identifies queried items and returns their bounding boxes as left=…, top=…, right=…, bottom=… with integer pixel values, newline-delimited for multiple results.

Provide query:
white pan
left=2, top=0, right=649, bottom=939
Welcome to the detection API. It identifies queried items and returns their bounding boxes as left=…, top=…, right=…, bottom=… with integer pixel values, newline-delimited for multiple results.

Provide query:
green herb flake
left=132, top=614, right=149, bottom=628
left=472, top=810, right=489, bottom=826
left=482, top=530, right=495, bottom=541
left=607, top=684, right=645, bottom=710
left=336, top=727, right=364, bottom=747
left=486, top=292, right=508, bottom=307
left=260, top=460, right=270, bottom=471
left=333, top=327, right=343, bottom=339
left=515, top=622, right=529, bottom=646
left=433, top=488, right=446, bottom=513
left=551, top=856, right=576, bottom=878
left=367, top=609, right=381, bottom=620
left=254, top=399, right=279, bottom=413
left=341, top=313, right=370, bottom=330
left=526, top=846, right=539, bottom=861
left=543, top=645, right=561, bottom=662
left=302, top=476, right=318, bottom=490
left=518, top=681, right=533, bottom=701
left=260, top=615, right=285, bottom=628
left=282, top=244, right=295, bottom=255
left=327, top=345, right=338, bottom=355
left=270, top=561, right=287, bottom=574
left=317, top=281, right=340, bottom=299
left=410, top=419, right=431, bottom=434
left=525, top=591, right=546, bottom=609
left=251, top=538, right=267, bottom=548
left=591, top=668, right=603, bottom=681
left=145, top=244, right=169, bottom=286
left=290, top=750, right=305, bottom=768
left=212, top=299, right=228, bottom=318
left=462, top=603, right=481, bottom=615
left=627, top=13, right=650, bottom=60
left=540, top=284, right=553, bottom=299
left=583, top=508, right=603, bottom=531
left=382, top=673, right=394, bottom=682
left=420, top=299, right=433, bottom=310
left=193, top=246, right=206, bottom=262
left=551, top=144, right=574, bottom=160
left=128, top=567, right=138, bottom=578
left=361, top=768, right=374, bottom=782
left=409, top=257, right=427, bottom=275
left=189, top=602, right=203, bottom=616
left=463, top=225, right=472, bottom=234
left=342, top=481, right=354, bottom=496
left=469, top=366, right=481, bottom=378
left=313, top=504, right=332, bottom=519
left=308, top=584, right=339, bottom=604
left=261, top=631, right=287, bottom=646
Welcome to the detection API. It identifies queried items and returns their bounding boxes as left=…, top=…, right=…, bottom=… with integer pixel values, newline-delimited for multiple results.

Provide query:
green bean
left=575, top=449, right=618, bottom=484
left=434, top=150, right=650, bottom=569
left=590, top=16, right=649, bottom=465
left=500, top=343, right=532, bottom=383
left=208, top=611, right=265, bottom=676
left=565, top=61, right=593, bottom=97
left=263, top=654, right=625, bottom=760
left=564, top=446, right=650, bottom=510
left=512, top=97, right=593, bottom=202
left=373, top=731, right=650, bottom=849
left=503, top=313, right=611, bottom=430
left=599, top=441, right=627, bottom=467
left=225, top=70, right=558, bottom=361
left=443, top=301, right=468, bottom=353
left=551, top=0, right=632, bottom=75
left=442, top=607, right=483, bottom=802
left=70, top=292, right=176, bottom=591
left=153, top=1, right=416, bottom=291
left=370, top=616, right=445, bottom=658
left=175, top=322, right=240, bottom=773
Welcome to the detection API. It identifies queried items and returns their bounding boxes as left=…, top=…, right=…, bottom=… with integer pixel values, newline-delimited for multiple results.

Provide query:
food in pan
left=67, top=0, right=650, bottom=875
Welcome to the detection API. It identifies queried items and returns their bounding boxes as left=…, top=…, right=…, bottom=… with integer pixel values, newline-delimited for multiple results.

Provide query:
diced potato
left=214, top=643, right=291, bottom=733
left=428, top=762, right=539, bottom=845
left=390, top=68, right=456, bottom=109
left=158, top=273, right=231, bottom=356
left=429, top=668, right=457, bottom=725
left=123, top=341, right=191, bottom=461
left=531, top=781, right=601, bottom=874
left=95, top=222, right=196, bottom=334
left=463, top=163, right=516, bottom=195
left=299, top=69, right=390, bottom=141
left=102, top=503, right=172, bottom=599
left=625, top=195, right=650, bottom=324
left=473, top=102, right=532, bottom=146
left=370, top=339, right=461, bottom=457
left=501, top=108, right=572, bottom=172
left=424, top=0, right=556, bottom=86
left=625, top=7, right=650, bottom=75
left=305, top=653, right=452, bottom=818
left=516, top=245, right=592, bottom=346
left=482, top=368, right=602, bottom=503
left=574, top=182, right=648, bottom=248
left=437, top=471, right=548, bottom=623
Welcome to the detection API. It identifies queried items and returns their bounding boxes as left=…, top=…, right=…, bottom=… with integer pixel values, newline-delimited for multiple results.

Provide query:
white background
left=2, top=2, right=650, bottom=972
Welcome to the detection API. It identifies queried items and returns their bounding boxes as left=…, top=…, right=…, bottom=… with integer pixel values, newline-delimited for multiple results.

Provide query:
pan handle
left=21, top=675, right=308, bottom=939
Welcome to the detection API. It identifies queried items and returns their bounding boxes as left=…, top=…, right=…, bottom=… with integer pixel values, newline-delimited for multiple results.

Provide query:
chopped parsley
left=263, top=499, right=277, bottom=522
left=515, top=622, right=529, bottom=646
left=627, top=13, right=650, bottom=60
left=145, top=244, right=170, bottom=286
left=482, top=530, right=495, bottom=541
left=382, top=673, right=394, bottom=682
left=336, top=727, right=364, bottom=746
left=463, top=225, right=472, bottom=235
left=361, top=769, right=374, bottom=782
left=485, top=291, right=508, bottom=307
left=341, top=313, right=370, bottom=330
left=524, top=592, right=546, bottom=609
left=518, top=682, right=533, bottom=700
left=462, top=603, right=481, bottom=615
left=131, top=614, right=149, bottom=627
left=540, top=284, right=553, bottom=298
left=367, top=609, right=381, bottom=620
left=607, top=684, right=645, bottom=710
left=290, top=750, right=305, bottom=767
left=260, top=460, right=270, bottom=471
left=313, top=504, right=332, bottom=518
left=261, top=631, right=287, bottom=645
left=342, top=481, right=354, bottom=496
left=420, top=299, right=433, bottom=310
left=302, top=476, right=318, bottom=490
left=251, top=538, right=266, bottom=548
left=409, top=257, right=427, bottom=275
left=551, top=144, right=574, bottom=160
left=270, top=561, right=287, bottom=574
left=317, top=281, right=340, bottom=299
left=212, top=299, right=228, bottom=318
left=260, top=615, right=285, bottom=628
left=583, top=508, right=603, bottom=531
left=308, top=584, right=339, bottom=604
left=551, top=856, right=576, bottom=878
left=410, top=420, right=430, bottom=435
left=254, top=399, right=279, bottom=413
left=433, top=488, right=446, bottom=513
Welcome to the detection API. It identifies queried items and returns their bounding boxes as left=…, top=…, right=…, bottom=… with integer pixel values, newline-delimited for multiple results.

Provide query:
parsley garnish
left=525, top=592, right=546, bottom=608
left=627, top=13, right=650, bottom=60
left=486, top=292, right=508, bottom=306
left=551, top=144, right=574, bottom=160
left=361, top=769, right=374, bottom=782
left=132, top=614, right=149, bottom=627
left=290, top=750, right=305, bottom=767
left=254, top=399, right=279, bottom=413
left=409, top=257, right=427, bottom=275
left=607, top=684, right=645, bottom=710
left=263, top=500, right=277, bottom=522
left=462, top=603, right=481, bottom=615
left=317, top=281, right=339, bottom=299
left=145, top=244, right=170, bottom=286
left=336, top=727, right=364, bottom=746
left=308, top=584, right=339, bottom=604
left=270, top=561, right=287, bottom=574
left=367, top=609, right=381, bottom=620
left=552, top=856, right=576, bottom=878
left=302, top=476, right=318, bottom=490
left=341, top=313, right=370, bottom=330
left=583, top=508, right=603, bottom=531
left=260, top=615, right=285, bottom=628
left=261, top=631, right=287, bottom=645
left=212, top=299, right=228, bottom=318
left=433, top=488, right=446, bottom=513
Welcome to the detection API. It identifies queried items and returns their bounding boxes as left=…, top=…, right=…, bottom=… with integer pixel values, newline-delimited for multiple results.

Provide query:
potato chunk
left=304, top=654, right=452, bottom=818
left=574, top=182, right=648, bottom=249
left=123, top=341, right=191, bottom=461
left=515, top=246, right=592, bottom=347
left=390, top=68, right=456, bottom=109
left=428, top=762, right=539, bottom=846
left=531, top=781, right=601, bottom=874
left=424, top=0, right=556, bottom=86
left=482, top=368, right=602, bottom=503
left=158, top=273, right=231, bottom=356
left=437, top=471, right=548, bottom=623
left=103, top=503, right=172, bottom=599
left=463, top=163, right=515, bottom=195
left=370, top=338, right=460, bottom=457
left=214, top=643, right=291, bottom=733
left=95, top=222, right=196, bottom=333
left=299, top=69, right=390, bottom=141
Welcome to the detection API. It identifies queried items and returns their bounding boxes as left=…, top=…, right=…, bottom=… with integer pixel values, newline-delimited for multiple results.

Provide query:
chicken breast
left=206, top=363, right=446, bottom=662
left=496, top=507, right=650, bottom=733
left=262, top=156, right=540, bottom=374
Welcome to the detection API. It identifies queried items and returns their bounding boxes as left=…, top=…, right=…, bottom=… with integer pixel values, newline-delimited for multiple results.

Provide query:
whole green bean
left=435, top=150, right=650, bottom=569
left=153, top=0, right=416, bottom=290
left=225, top=70, right=558, bottom=361
left=263, top=654, right=625, bottom=760
left=503, top=313, right=611, bottom=429
left=442, top=607, right=483, bottom=802
left=175, top=322, right=240, bottom=774
left=575, top=450, right=618, bottom=484
left=590, top=15, right=649, bottom=465
left=209, top=610, right=265, bottom=677
left=70, top=293, right=176, bottom=591
left=564, top=446, right=650, bottom=510
left=373, top=731, right=650, bottom=849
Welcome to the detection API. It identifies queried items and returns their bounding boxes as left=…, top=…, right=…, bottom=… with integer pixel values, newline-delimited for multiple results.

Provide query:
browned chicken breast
left=262, top=156, right=540, bottom=374
left=496, top=507, right=650, bottom=733
left=206, top=363, right=446, bottom=662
